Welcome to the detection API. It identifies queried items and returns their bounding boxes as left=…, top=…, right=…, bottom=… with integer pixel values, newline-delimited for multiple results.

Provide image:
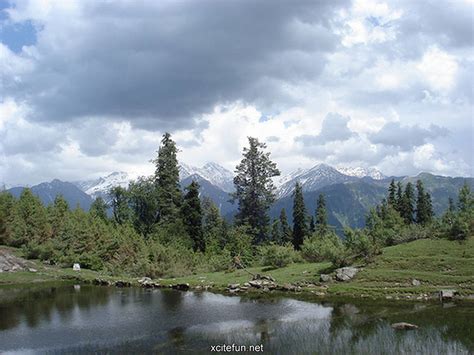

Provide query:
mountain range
left=4, top=163, right=472, bottom=232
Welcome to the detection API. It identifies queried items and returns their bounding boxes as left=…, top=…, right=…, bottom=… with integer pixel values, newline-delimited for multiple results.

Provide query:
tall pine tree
left=181, top=181, right=204, bottom=252
left=315, top=193, right=328, bottom=235
left=232, top=137, right=280, bottom=243
left=153, top=133, right=182, bottom=222
left=292, top=182, right=307, bottom=250
left=401, top=182, right=415, bottom=224
left=396, top=181, right=404, bottom=213
left=388, top=179, right=397, bottom=206
left=415, top=180, right=433, bottom=225
left=279, top=208, right=292, bottom=244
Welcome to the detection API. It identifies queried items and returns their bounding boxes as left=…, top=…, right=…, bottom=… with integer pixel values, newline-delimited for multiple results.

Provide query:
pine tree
left=309, top=216, right=315, bottom=234
left=279, top=208, right=292, bottom=244
left=396, top=181, right=404, bottom=213
left=90, top=197, right=108, bottom=222
left=458, top=182, right=473, bottom=213
left=50, top=194, right=69, bottom=236
left=110, top=186, right=130, bottom=225
left=271, top=219, right=281, bottom=244
left=292, top=182, right=307, bottom=250
left=415, top=180, right=432, bottom=225
left=448, top=197, right=456, bottom=212
left=232, top=137, right=280, bottom=243
left=388, top=179, right=397, bottom=206
left=202, top=197, right=225, bottom=249
left=153, top=133, right=182, bottom=223
left=401, top=182, right=415, bottom=224
left=181, top=181, right=204, bottom=252
left=315, top=193, right=328, bottom=235
left=128, top=176, right=158, bottom=237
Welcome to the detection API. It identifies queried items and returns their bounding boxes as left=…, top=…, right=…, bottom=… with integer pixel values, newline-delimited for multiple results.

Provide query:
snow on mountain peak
left=336, top=166, right=386, bottom=180
left=179, top=162, right=234, bottom=192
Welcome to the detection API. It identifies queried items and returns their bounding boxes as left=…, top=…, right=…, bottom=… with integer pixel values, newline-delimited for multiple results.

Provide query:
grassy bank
left=1, top=237, right=473, bottom=300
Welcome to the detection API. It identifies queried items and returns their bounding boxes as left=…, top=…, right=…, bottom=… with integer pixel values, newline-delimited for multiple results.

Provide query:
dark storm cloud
left=3, top=0, right=349, bottom=130
left=295, top=113, right=355, bottom=146
left=369, top=122, right=449, bottom=150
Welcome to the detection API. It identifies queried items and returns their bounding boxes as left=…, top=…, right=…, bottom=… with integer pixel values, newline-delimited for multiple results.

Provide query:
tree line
left=0, top=133, right=472, bottom=275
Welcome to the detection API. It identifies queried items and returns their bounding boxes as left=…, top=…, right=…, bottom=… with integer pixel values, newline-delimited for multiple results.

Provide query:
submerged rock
left=335, top=267, right=358, bottom=281
left=115, top=280, right=131, bottom=288
left=391, top=322, right=419, bottom=330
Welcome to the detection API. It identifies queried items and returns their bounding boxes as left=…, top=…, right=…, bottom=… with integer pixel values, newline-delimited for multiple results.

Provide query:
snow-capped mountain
left=336, top=167, right=386, bottom=180
left=74, top=172, right=131, bottom=201
left=179, top=162, right=234, bottom=192
left=276, top=164, right=357, bottom=198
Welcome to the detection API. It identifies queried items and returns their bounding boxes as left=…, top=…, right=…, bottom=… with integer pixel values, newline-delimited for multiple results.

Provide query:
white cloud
left=417, top=46, right=459, bottom=92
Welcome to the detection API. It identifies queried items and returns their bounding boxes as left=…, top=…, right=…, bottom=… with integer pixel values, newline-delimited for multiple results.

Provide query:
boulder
left=439, top=289, right=457, bottom=301
left=228, top=283, right=240, bottom=290
left=320, top=274, right=332, bottom=283
left=73, top=263, right=81, bottom=271
left=172, top=283, right=190, bottom=291
left=28, top=268, right=38, bottom=273
left=115, top=280, right=131, bottom=288
left=248, top=280, right=263, bottom=288
left=412, top=279, right=421, bottom=286
left=138, top=277, right=152, bottom=284
left=335, top=267, right=358, bottom=281
left=391, top=322, right=419, bottom=330
left=93, top=278, right=111, bottom=286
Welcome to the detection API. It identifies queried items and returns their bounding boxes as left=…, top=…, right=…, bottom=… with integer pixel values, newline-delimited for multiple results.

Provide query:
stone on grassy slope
left=335, top=267, right=358, bottom=281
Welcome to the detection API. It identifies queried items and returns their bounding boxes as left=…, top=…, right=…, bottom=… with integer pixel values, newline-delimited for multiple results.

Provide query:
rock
left=320, top=274, right=332, bottom=283
left=93, top=278, right=111, bottom=286
left=439, top=289, right=457, bottom=301
left=252, top=274, right=275, bottom=282
left=228, top=283, right=240, bottom=289
left=138, top=277, right=152, bottom=284
left=391, top=322, right=419, bottom=330
left=248, top=280, right=263, bottom=288
left=0, top=248, right=34, bottom=272
left=335, top=267, right=358, bottom=281
left=412, top=279, right=421, bottom=286
left=28, top=268, right=38, bottom=273
left=172, top=283, right=190, bottom=291
left=262, top=286, right=270, bottom=292
left=115, top=280, right=131, bottom=288
left=73, top=263, right=81, bottom=271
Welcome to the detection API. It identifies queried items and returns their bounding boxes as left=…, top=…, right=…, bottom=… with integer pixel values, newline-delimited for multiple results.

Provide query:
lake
left=0, top=284, right=472, bottom=354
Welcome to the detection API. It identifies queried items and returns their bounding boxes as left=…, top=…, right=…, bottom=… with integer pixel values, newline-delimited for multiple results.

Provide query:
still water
left=0, top=284, right=472, bottom=354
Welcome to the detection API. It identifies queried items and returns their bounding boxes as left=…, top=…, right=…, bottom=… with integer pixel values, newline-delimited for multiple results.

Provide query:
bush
left=259, top=243, right=300, bottom=268
left=301, top=232, right=344, bottom=263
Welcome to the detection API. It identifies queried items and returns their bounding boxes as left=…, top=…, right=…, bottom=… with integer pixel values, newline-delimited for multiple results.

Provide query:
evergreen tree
left=415, top=180, right=433, bottom=225
left=396, top=181, right=404, bottom=213
left=232, top=137, right=280, bottom=243
left=110, top=186, right=130, bottom=225
left=153, top=133, right=182, bottom=223
left=388, top=179, right=397, bottom=206
left=279, top=208, right=292, bottom=244
left=448, top=197, right=456, bottom=212
left=90, top=197, right=108, bottom=222
left=128, top=177, right=158, bottom=237
left=401, top=182, right=415, bottom=224
left=315, top=193, right=328, bottom=235
left=50, top=194, right=69, bottom=236
left=181, top=181, right=204, bottom=252
left=202, top=197, right=225, bottom=249
left=292, top=182, right=307, bottom=250
left=458, top=182, right=473, bottom=213
left=271, top=219, right=281, bottom=243
left=309, top=216, right=315, bottom=234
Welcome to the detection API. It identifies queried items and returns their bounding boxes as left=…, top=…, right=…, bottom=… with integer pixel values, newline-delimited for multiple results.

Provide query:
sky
left=0, top=0, right=473, bottom=186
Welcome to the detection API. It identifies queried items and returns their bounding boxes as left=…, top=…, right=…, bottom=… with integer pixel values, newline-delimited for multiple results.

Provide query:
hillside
left=8, top=180, right=92, bottom=211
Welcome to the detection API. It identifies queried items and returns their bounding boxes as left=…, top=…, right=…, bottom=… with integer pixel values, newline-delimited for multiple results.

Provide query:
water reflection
left=0, top=284, right=472, bottom=354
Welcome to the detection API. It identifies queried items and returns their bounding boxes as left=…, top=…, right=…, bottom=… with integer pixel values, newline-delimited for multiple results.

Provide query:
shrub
left=301, top=232, right=344, bottom=263
left=259, top=243, right=299, bottom=268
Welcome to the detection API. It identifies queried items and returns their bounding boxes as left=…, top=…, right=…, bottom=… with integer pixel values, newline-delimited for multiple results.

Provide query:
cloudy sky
left=0, top=0, right=472, bottom=186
